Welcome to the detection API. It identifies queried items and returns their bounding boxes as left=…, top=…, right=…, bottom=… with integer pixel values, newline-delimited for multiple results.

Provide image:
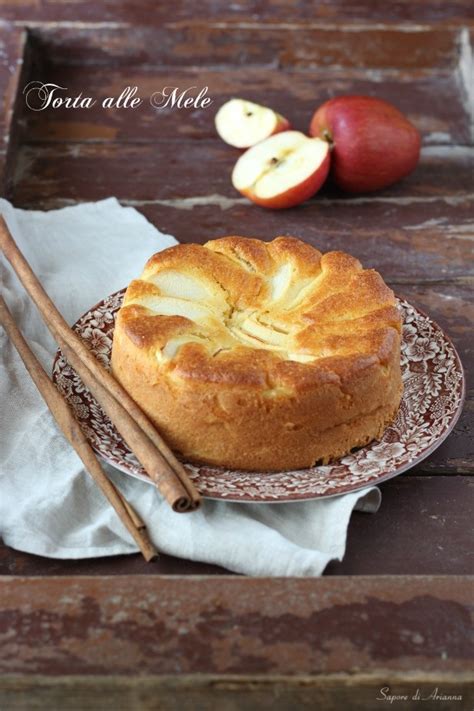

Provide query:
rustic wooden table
left=0, top=2, right=473, bottom=708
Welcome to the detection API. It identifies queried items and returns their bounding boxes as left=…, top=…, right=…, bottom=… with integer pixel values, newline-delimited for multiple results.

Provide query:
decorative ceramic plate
left=52, top=291, right=465, bottom=503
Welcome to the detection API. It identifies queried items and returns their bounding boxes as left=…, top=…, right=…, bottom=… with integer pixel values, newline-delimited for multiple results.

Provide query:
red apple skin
left=271, top=115, right=291, bottom=140
left=309, top=96, right=421, bottom=193
left=243, top=150, right=330, bottom=209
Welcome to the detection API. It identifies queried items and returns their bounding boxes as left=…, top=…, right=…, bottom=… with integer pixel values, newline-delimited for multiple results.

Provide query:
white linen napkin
left=0, top=197, right=381, bottom=576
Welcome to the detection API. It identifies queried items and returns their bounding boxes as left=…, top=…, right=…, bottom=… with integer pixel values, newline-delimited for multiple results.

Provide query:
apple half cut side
left=232, top=130, right=330, bottom=209
left=215, top=98, right=290, bottom=149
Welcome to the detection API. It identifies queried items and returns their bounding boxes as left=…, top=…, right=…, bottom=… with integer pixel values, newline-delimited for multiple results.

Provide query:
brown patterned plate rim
left=52, top=289, right=465, bottom=503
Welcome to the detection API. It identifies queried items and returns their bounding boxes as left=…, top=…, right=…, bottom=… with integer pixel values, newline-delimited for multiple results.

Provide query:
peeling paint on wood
left=0, top=576, right=472, bottom=676
left=1, top=0, right=473, bottom=25
left=27, top=25, right=464, bottom=71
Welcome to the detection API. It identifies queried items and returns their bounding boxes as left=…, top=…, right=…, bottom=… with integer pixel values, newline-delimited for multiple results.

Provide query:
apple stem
left=322, top=129, right=334, bottom=148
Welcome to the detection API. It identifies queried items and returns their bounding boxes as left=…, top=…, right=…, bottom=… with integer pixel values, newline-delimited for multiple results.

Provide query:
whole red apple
left=309, top=96, right=421, bottom=193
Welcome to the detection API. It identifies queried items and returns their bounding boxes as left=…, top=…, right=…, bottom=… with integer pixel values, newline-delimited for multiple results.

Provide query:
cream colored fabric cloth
left=0, top=198, right=380, bottom=575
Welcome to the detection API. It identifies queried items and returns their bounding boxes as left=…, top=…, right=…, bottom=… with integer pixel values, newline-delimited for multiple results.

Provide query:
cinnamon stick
left=111, top=483, right=147, bottom=530
left=0, top=295, right=158, bottom=562
left=0, top=215, right=201, bottom=512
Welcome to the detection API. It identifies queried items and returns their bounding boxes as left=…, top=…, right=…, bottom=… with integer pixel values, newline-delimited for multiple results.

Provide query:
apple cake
left=111, top=236, right=403, bottom=471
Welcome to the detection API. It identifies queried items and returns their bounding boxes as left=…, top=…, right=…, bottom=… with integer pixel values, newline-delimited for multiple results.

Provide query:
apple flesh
left=309, top=96, right=421, bottom=193
left=215, top=98, right=290, bottom=149
left=232, top=130, right=330, bottom=209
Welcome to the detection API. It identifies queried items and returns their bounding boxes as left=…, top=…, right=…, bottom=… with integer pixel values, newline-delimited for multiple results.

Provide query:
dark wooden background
left=0, top=1, right=473, bottom=707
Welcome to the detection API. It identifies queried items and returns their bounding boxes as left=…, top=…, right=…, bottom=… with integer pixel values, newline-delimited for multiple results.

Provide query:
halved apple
left=215, top=98, right=290, bottom=149
left=232, top=130, right=330, bottom=209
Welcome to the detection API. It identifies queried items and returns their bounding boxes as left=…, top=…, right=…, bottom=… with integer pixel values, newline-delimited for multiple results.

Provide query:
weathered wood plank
left=327, top=476, right=474, bottom=574
left=18, top=68, right=471, bottom=145
left=0, top=24, right=27, bottom=194
left=134, top=198, right=474, bottom=280
left=10, top=142, right=474, bottom=208
left=0, top=541, right=227, bottom=576
left=1, top=673, right=472, bottom=711
left=0, top=25, right=25, bottom=146
left=0, top=476, right=472, bottom=577
left=0, top=575, right=472, bottom=680
left=30, top=24, right=464, bottom=71
left=1, top=0, right=474, bottom=26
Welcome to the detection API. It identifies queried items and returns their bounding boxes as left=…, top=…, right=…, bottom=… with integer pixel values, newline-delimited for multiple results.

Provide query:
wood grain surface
left=0, top=575, right=472, bottom=710
left=0, top=4, right=473, bottom=706
left=1, top=0, right=474, bottom=25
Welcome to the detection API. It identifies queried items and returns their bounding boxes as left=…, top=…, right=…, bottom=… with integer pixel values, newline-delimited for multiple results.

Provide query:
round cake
left=111, top=236, right=402, bottom=471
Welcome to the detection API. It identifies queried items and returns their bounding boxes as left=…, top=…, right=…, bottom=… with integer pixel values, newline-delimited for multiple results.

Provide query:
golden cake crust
left=111, top=236, right=403, bottom=471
